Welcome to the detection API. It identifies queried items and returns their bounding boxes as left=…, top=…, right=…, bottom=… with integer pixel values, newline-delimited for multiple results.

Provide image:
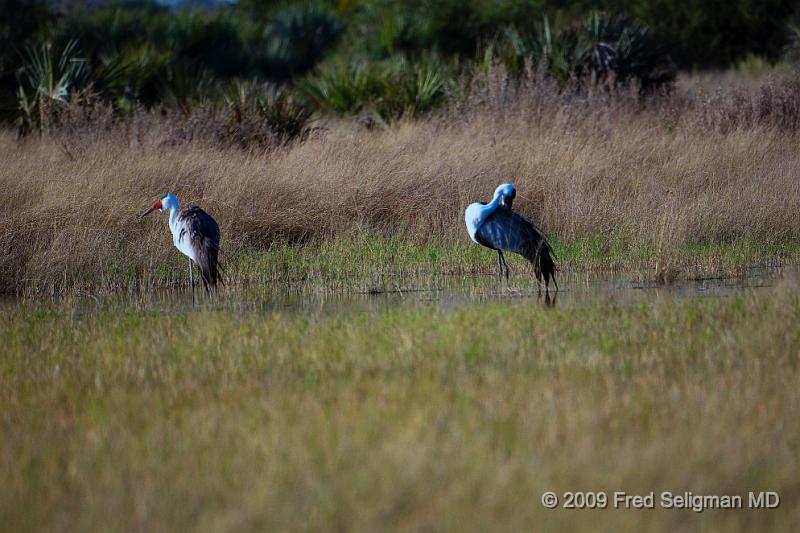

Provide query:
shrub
left=786, top=20, right=800, bottom=66
left=489, top=12, right=674, bottom=92
left=300, top=60, right=375, bottom=115
left=15, top=39, right=90, bottom=134
left=301, top=56, right=453, bottom=121
left=257, top=3, right=344, bottom=81
left=223, top=80, right=312, bottom=143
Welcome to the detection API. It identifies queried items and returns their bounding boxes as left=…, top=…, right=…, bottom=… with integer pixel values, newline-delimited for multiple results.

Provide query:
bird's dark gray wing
left=179, top=206, right=223, bottom=290
left=476, top=205, right=557, bottom=288
left=179, top=206, right=220, bottom=248
left=475, top=206, right=546, bottom=255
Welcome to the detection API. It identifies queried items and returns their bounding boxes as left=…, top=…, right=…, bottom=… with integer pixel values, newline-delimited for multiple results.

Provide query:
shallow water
left=7, top=266, right=785, bottom=317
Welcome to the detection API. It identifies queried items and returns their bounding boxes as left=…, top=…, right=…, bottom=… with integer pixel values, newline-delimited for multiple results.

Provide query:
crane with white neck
left=465, top=183, right=557, bottom=292
left=140, top=193, right=223, bottom=305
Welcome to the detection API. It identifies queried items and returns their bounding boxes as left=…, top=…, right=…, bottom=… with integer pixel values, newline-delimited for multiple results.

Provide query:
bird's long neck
left=479, top=190, right=503, bottom=221
left=168, top=200, right=181, bottom=234
left=465, top=190, right=504, bottom=242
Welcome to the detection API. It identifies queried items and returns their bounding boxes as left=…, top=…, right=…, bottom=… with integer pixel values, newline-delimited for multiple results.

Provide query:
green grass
left=22, top=232, right=800, bottom=294
left=2, top=281, right=800, bottom=531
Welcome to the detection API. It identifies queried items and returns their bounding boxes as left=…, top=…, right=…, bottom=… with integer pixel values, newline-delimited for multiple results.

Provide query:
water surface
left=10, top=266, right=784, bottom=318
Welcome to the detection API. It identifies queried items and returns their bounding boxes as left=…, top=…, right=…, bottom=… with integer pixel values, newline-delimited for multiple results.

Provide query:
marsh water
left=9, top=266, right=786, bottom=317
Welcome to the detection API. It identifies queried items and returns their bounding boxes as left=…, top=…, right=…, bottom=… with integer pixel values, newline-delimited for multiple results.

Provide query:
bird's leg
left=189, top=258, right=195, bottom=308
left=500, top=251, right=510, bottom=281
left=496, top=251, right=504, bottom=277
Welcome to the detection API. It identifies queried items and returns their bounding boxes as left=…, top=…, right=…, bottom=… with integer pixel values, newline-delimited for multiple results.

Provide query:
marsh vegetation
left=3, top=67, right=800, bottom=294
left=3, top=2, right=800, bottom=531
left=2, top=274, right=800, bottom=531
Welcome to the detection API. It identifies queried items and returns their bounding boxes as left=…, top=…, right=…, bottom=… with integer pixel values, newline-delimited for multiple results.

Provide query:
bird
left=496, top=182, right=516, bottom=210
left=139, top=193, right=223, bottom=305
left=465, top=183, right=557, bottom=292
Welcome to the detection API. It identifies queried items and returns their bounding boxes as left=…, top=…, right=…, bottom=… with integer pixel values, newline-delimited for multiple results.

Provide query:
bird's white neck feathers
left=465, top=190, right=503, bottom=242
left=163, top=195, right=181, bottom=234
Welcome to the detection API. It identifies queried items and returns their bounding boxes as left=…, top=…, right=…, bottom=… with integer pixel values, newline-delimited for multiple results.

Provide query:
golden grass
left=2, top=73, right=800, bottom=292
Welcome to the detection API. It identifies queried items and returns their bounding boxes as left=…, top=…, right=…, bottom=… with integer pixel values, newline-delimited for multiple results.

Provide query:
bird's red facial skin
left=153, top=200, right=163, bottom=211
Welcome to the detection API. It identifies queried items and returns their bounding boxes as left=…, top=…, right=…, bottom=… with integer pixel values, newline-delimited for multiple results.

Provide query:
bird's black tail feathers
left=196, top=241, right=224, bottom=293
left=524, top=238, right=558, bottom=291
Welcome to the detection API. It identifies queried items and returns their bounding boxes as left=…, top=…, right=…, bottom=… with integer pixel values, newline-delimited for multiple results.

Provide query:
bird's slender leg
left=496, top=251, right=504, bottom=277
left=189, top=258, right=195, bottom=308
left=499, top=251, right=510, bottom=281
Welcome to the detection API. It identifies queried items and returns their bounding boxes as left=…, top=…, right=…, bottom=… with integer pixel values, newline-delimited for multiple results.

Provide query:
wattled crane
left=465, top=183, right=557, bottom=292
left=140, top=193, right=222, bottom=305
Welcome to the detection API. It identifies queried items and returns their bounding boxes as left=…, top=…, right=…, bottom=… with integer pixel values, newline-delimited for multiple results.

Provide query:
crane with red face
left=140, top=193, right=222, bottom=305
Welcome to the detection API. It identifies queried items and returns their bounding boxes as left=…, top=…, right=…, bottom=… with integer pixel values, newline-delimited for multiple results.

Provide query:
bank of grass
left=226, top=235, right=800, bottom=289
left=2, top=280, right=800, bottom=531
left=16, top=232, right=800, bottom=295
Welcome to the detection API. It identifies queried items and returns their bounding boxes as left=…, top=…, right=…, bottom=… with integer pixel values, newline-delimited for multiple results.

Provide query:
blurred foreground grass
left=2, top=280, right=800, bottom=531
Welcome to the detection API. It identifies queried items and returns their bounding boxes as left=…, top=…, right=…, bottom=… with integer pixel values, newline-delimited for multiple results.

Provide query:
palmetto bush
left=372, top=57, right=450, bottom=121
left=301, top=56, right=451, bottom=122
left=491, top=12, right=675, bottom=91
left=15, top=39, right=132, bottom=134
left=577, top=12, right=675, bottom=90
left=299, top=60, right=374, bottom=115
left=157, top=79, right=312, bottom=149
left=16, top=39, right=89, bottom=133
left=159, top=62, right=217, bottom=113
left=255, top=85, right=313, bottom=140
left=223, top=80, right=312, bottom=144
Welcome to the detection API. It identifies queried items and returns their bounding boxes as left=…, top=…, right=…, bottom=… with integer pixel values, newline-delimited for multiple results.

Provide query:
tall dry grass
left=2, top=68, right=800, bottom=292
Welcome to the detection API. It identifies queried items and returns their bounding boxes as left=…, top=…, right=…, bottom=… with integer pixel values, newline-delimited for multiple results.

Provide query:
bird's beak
left=139, top=199, right=163, bottom=219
